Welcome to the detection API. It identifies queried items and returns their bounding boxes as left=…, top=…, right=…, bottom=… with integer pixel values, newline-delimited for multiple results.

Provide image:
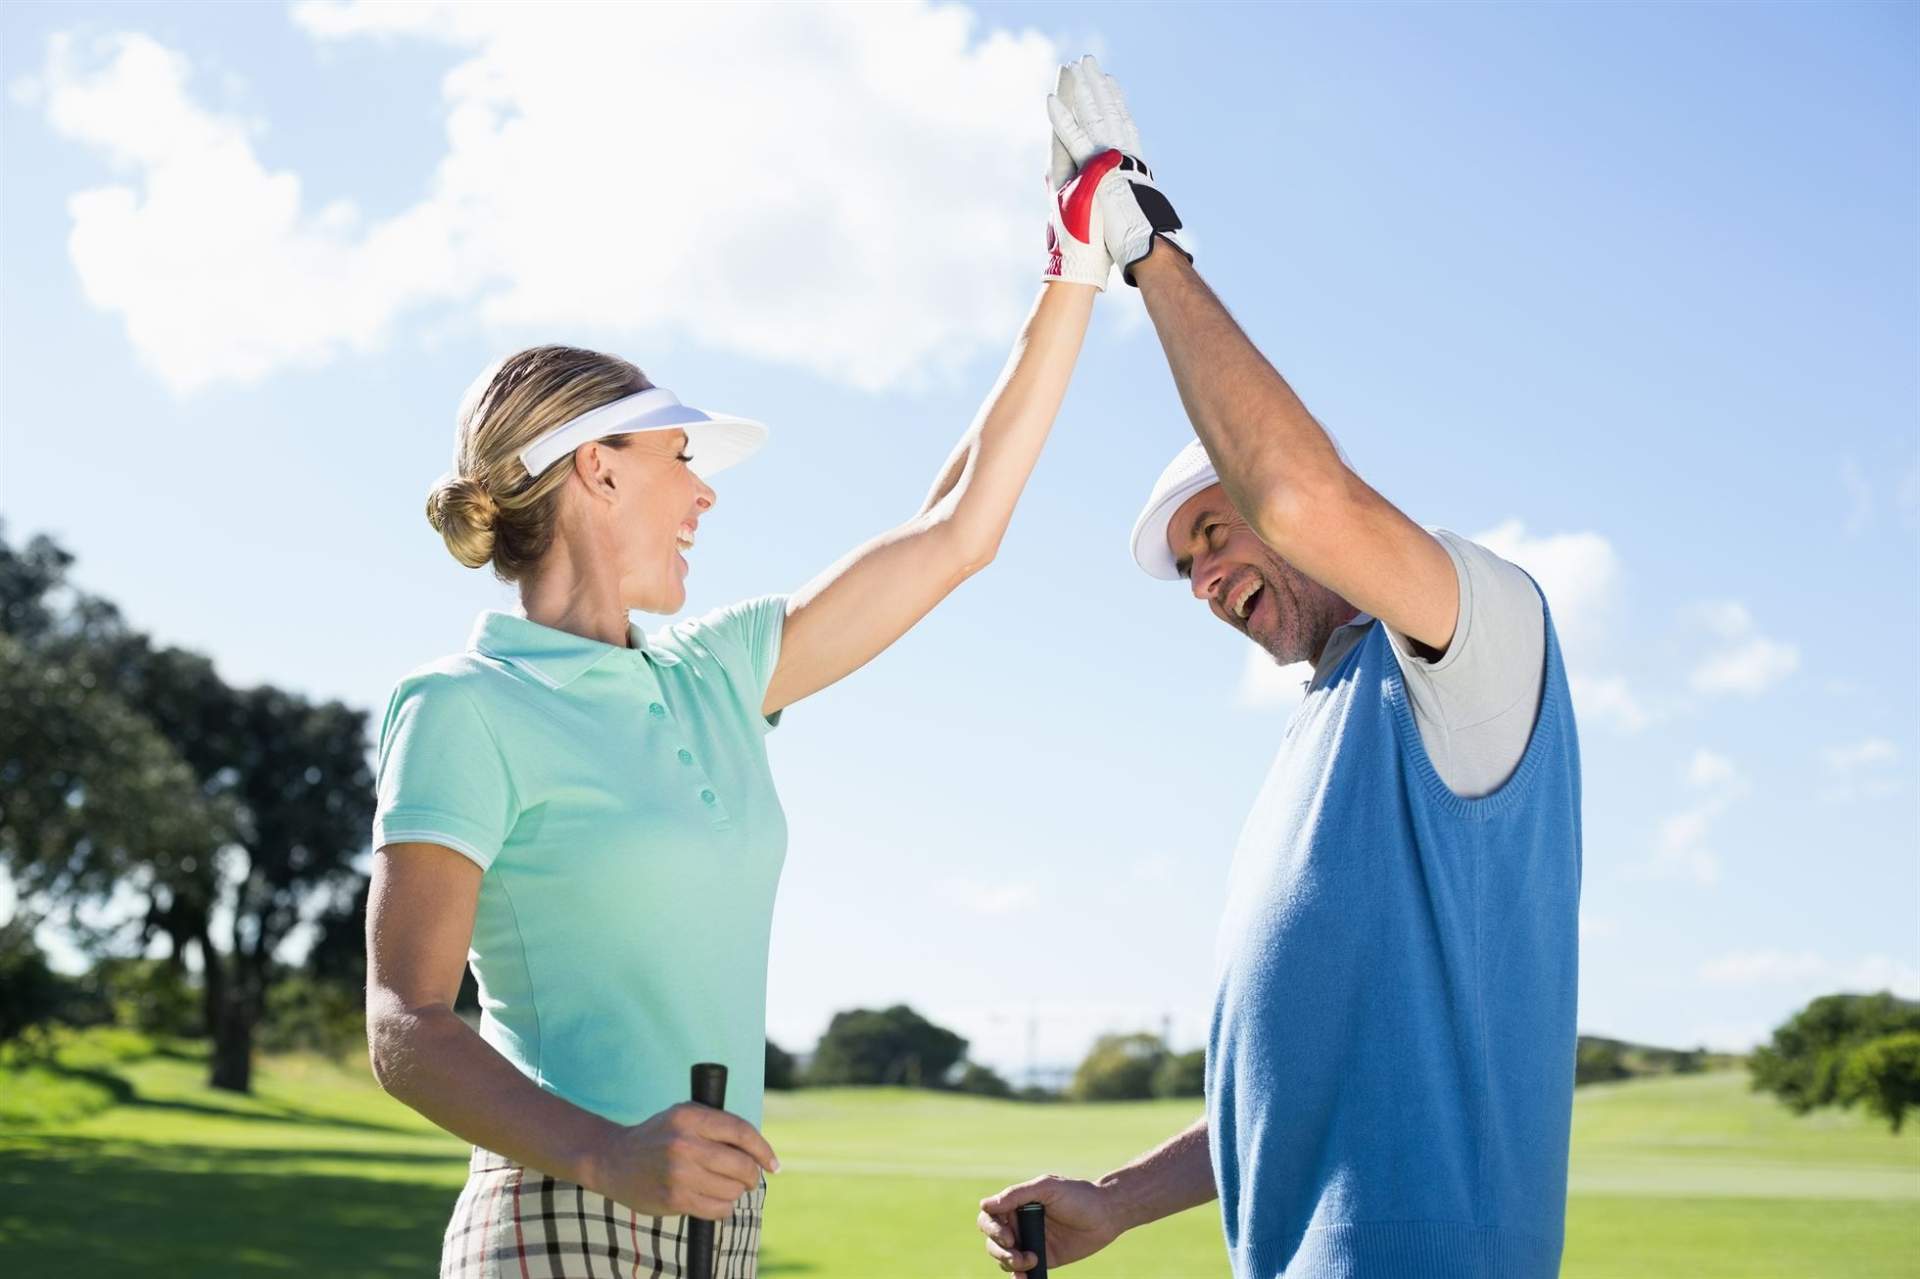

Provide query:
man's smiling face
left=1167, top=482, right=1355, bottom=667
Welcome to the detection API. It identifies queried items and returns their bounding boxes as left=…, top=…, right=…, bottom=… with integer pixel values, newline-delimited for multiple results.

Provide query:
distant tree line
left=763, top=1010, right=1205, bottom=1103
left=1573, top=1035, right=1718, bottom=1086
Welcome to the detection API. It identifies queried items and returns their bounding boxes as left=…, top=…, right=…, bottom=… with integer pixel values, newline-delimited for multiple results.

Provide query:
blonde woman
left=364, top=124, right=1135, bottom=1276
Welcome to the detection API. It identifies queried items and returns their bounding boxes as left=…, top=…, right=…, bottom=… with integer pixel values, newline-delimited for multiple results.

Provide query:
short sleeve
left=679, top=593, right=791, bottom=731
left=1382, top=530, right=1546, bottom=731
left=371, top=673, right=518, bottom=870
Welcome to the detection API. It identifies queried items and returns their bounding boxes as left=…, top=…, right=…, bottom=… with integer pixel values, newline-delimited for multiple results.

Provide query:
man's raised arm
left=1051, top=55, right=1460, bottom=655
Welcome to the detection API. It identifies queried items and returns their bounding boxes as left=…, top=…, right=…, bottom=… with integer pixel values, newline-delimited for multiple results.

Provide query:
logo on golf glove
left=1043, top=149, right=1125, bottom=289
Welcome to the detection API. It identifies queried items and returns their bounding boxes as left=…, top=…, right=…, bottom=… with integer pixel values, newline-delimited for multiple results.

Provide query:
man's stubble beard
left=1249, top=546, right=1348, bottom=669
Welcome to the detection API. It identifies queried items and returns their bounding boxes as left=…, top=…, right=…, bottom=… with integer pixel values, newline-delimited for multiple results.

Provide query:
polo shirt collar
left=469, top=609, right=681, bottom=690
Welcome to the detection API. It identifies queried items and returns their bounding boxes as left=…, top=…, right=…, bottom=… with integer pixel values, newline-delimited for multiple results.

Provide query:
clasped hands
left=1042, top=55, right=1193, bottom=293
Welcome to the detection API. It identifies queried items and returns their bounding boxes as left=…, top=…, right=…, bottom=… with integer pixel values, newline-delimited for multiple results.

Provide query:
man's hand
left=977, top=1175, right=1125, bottom=1273
left=1047, top=55, right=1191, bottom=284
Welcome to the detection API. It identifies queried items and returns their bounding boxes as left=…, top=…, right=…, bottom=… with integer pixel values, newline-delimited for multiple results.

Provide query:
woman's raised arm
left=762, top=279, right=1096, bottom=716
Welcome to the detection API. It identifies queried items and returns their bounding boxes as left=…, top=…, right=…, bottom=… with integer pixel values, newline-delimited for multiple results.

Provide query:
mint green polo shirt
left=371, top=595, right=789, bottom=1128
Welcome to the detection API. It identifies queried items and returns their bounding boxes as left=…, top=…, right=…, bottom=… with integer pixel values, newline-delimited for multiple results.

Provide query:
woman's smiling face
left=588, top=428, right=717, bottom=615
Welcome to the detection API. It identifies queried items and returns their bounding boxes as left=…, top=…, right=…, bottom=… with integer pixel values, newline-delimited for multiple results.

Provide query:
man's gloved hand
left=1042, top=66, right=1120, bottom=290
left=1047, top=54, right=1192, bottom=285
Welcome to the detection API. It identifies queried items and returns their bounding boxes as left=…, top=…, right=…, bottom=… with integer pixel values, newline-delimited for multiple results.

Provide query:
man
left=978, top=58, right=1581, bottom=1278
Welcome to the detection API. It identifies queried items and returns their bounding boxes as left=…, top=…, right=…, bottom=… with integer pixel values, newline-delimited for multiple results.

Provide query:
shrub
left=89, top=958, right=202, bottom=1038
left=0, top=918, right=71, bottom=1042
left=1575, top=1040, right=1630, bottom=1085
left=258, top=975, right=364, bottom=1060
left=954, top=1062, right=1013, bottom=1098
left=1153, top=1049, right=1206, bottom=1099
left=1072, top=1033, right=1169, bottom=1101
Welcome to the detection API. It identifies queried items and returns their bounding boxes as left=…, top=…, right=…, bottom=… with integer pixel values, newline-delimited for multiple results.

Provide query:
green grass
left=1, top=1030, right=1916, bottom=1276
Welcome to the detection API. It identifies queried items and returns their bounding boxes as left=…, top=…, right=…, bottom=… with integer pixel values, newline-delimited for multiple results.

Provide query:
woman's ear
left=572, top=441, right=621, bottom=502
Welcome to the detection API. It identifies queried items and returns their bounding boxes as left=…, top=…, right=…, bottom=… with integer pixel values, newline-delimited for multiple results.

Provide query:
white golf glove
left=1042, top=66, right=1118, bottom=290
left=1047, top=55, right=1192, bottom=285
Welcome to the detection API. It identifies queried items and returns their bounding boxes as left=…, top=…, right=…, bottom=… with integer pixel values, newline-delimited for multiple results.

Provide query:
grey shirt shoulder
left=1312, top=529, right=1545, bottom=798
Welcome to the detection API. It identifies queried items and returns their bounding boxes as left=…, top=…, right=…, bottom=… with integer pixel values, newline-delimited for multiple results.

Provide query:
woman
left=366, top=131, right=1123, bottom=1277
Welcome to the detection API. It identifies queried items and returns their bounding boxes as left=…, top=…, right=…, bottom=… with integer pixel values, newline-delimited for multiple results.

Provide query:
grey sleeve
left=1380, top=530, right=1547, bottom=796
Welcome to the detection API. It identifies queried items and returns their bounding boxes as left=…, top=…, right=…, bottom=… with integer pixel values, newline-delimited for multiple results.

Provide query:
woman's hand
left=583, top=1102, right=780, bottom=1220
left=977, top=1175, right=1126, bottom=1272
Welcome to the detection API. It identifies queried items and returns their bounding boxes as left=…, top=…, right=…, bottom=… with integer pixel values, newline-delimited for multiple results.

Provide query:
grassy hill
left=1, top=1029, right=1916, bottom=1276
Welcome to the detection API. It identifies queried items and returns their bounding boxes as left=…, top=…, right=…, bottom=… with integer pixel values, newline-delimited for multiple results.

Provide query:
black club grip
left=685, top=1062, right=729, bottom=1279
left=1016, top=1202, right=1048, bottom=1279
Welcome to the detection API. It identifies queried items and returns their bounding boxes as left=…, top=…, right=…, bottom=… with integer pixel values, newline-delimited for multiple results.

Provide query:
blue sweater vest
left=1207, top=595, right=1581, bottom=1278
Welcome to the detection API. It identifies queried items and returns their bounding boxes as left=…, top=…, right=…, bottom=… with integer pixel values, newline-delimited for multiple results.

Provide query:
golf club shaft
left=685, top=1063, right=728, bottom=1279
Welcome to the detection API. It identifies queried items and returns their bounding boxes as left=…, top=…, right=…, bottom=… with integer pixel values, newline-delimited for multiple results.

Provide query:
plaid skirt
left=441, top=1145, right=766, bottom=1278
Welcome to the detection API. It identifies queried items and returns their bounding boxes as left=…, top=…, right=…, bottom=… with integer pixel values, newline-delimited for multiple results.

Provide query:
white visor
left=1130, top=433, right=1349, bottom=580
left=1129, top=439, right=1222, bottom=580
left=517, top=387, right=768, bottom=480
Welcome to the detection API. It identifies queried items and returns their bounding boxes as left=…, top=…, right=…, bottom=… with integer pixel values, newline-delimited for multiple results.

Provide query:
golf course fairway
left=1, top=1030, right=1915, bottom=1276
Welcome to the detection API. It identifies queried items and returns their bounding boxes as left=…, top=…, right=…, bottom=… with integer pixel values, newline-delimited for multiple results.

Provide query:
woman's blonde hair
left=426, top=345, right=651, bottom=581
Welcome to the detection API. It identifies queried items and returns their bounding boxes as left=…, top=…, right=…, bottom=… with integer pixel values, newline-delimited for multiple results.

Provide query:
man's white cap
left=1129, top=439, right=1223, bottom=580
left=1130, top=434, right=1349, bottom=580
left=515, top=386, right=767, bottom=480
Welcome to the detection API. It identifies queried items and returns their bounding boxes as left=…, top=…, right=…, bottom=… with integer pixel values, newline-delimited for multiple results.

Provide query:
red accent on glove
left=1059, top=149, right=1125, bottom=244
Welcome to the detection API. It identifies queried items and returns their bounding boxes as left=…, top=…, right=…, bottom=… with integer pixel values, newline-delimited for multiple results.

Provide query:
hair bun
left=426, top=474, right=500, bottom=569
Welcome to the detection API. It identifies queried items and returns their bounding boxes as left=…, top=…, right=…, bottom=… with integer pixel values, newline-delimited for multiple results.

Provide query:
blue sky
left=1, top=1, right=1914, bottom=1074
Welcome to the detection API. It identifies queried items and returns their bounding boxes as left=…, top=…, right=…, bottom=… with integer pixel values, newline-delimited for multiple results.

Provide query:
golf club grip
left=1016, top=1202, right=1048, bottom=1279
left=685, top=1063, right=729, bottom=1279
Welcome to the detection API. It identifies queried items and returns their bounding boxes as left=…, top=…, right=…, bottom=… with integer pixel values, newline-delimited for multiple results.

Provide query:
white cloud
left=1699, top=949, right=1920, bottom=999
left=1841, top=457, right=1873, bottom=535
left=1686, top=748, right=1738, bottom=789
left=1691, top=637, right=1800, bottom=696
left=1641, top=747, right=1749, bottom=886
left=1686, top=599, right=1799, bottom=697
left=1824, top=737, right=1898, bottom=774
left=27, top=4, right=1064, bottom=394
left=1471, top=520, right=1620, bottom=659
left=1819, top=736, right=1904, bottom=803
left=1567, top=673, right=1652, bottom=734
left=1699, top=948, right=1828, bottom=985
left=1474, top=520, right=1651, bottom=732
left=1652, top=812, right=1721, bottom=885
left=1237, top=646, right=1311, bottom=713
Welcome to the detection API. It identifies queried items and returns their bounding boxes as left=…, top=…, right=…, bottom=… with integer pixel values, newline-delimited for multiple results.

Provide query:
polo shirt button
left=648, top=703, right=667, bottom=719
left=677, top=749, right=694, bottom=765
left=700, top=789, right=717, bottom=805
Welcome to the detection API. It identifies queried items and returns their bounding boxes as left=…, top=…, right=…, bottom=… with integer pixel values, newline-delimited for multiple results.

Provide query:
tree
left=1838, top=1032, right=1920, bottom=1134
left=954, top=1061, right=1013, bottom=1098
left=1153, top=1049, right=1206, bottom=1099
left=1750, top=992, right=1920, bottom=1117
left=766, top=1039, right=798, bottom=1091
left=808, top=1005, right=967, bottom=1087
left=0, top=527, right=376, bottom=1093
left=1575, top=1039, right=1630, bottom=1086
left=1072, top=1032, right=1169, bottom=1101
left=0, top=631, right=228, bottom=918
